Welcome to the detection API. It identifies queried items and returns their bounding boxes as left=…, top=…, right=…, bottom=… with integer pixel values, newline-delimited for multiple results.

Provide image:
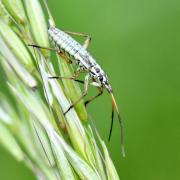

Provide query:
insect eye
left=99, top=75, right=103, bottom=81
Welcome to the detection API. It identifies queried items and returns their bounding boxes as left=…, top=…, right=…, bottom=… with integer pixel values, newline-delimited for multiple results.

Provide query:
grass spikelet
left=0, top=1, right=120, bottom=179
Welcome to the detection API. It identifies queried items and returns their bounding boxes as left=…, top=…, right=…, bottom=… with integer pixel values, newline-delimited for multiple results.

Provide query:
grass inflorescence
left=0, top=0, right=120, bottom=179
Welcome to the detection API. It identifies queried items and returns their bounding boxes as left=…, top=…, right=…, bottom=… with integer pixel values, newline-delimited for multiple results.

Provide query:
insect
left=29, top=0, right=125, bottom=157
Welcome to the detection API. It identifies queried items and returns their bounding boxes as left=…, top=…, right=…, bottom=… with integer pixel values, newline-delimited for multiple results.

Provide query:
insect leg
left=64, top=74, right=90, bottom=115
left=49, top=76, right=84, bottom=84
left=49, top=67, right=81, bottom=79
left=28, top=44, right=58, bottom=52
left=85, top=88, right=103, bottom=106
left=28, top=44, right=73, bottom=64
left=64, top=31, right=91, bottom=49
left=58, top=51, right=73, bottom=64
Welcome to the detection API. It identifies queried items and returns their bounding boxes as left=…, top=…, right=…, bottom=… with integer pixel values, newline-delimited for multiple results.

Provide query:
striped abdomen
left=48, top=26, right=97, bottom=70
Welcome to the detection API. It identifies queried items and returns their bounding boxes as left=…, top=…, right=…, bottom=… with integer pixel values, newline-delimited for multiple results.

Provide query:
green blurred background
left=0, top=0, right=180, bottom=179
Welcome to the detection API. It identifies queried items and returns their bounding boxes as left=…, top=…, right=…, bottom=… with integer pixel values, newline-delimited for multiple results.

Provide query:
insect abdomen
left=48, top=26, right=96, bottom=70
left=48, top=27, right=81, bottom=56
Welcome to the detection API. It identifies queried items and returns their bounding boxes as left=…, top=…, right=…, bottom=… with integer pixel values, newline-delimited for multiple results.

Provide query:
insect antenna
left=108, top=102, right=114, bottom=142
left=109, top=92, right=125, bottom=157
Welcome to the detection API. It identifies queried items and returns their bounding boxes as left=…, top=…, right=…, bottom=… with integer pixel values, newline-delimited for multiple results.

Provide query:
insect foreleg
left=64, top=74, right=90, bottom=115
left=64, top=31, right=91, bottom=49
left=85, top=88, right=103, bottom=107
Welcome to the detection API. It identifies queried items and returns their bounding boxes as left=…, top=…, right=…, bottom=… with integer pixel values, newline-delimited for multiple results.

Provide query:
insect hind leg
left=28, top=44, right=59, bottom=52
left=28, top=44, right=73, bottom=64
left=64, top=31, right=91, bottom=49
